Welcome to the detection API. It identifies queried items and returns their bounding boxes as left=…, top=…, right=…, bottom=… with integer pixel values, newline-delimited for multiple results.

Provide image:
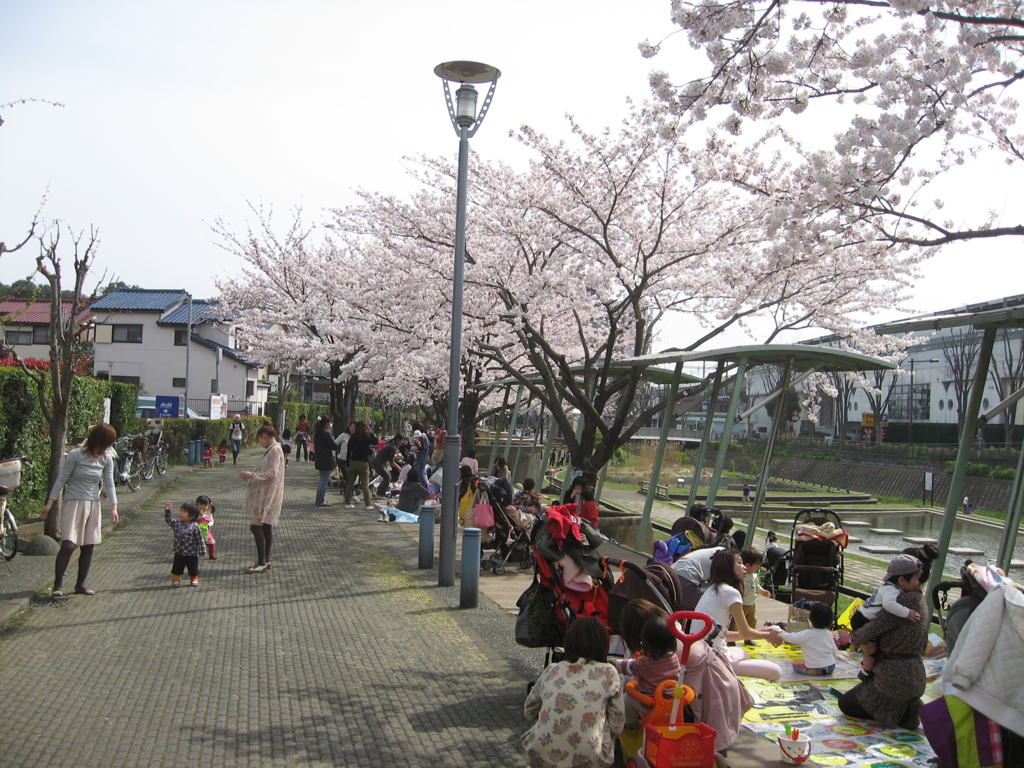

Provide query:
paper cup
left=778, top=733, right=811, bottom=764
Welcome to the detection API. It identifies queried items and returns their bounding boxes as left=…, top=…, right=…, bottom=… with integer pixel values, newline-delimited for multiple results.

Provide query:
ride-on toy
left=620, top=610, right=722, bottom=768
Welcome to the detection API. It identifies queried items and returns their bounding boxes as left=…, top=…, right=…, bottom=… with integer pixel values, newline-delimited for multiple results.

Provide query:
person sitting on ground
left=769, top=602, right=838, bottom=676
left=372, top=434, right=405, bottom=498
left=459, top=448, right=478, bottom=476
left=523, top=617, right=624, bottom=768
left=512, top=477, right=540, bottom=508
left=562, top=474, right=586, bottom=505
left=616, top=599, right=754, bottom=754
left=612, top=615, right=681, bottom=725
left=694, top=549, right=784, bottom=680
left=380, top=468, right=433, bottom=522
left=851, top=554, right=923, bottom=678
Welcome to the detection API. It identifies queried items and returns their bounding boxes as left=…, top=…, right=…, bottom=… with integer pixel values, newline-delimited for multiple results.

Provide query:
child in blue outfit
left=165, top=501, right=207, bottom=586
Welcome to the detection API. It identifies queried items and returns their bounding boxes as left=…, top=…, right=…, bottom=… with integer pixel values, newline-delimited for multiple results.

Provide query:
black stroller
left=483, top=502, right=535, bottom=575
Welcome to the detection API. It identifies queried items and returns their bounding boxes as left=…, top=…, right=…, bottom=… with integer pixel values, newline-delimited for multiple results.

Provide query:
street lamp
left=434, top=60, right=501, bottom=588
left=907, top=358, right=939, bottom=446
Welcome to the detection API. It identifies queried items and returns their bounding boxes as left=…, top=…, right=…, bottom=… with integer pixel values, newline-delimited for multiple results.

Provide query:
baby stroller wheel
left=481, top=559, right=493, bottom=571
left=519, top=553, right=534, bottom=570
left=493, top=563, right=506, bottom=576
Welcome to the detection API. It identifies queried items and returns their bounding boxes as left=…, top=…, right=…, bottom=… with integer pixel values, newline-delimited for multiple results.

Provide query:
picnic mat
left=739, top=641, right=945, bottom=685
left=738, top=653, right=946, bottom=768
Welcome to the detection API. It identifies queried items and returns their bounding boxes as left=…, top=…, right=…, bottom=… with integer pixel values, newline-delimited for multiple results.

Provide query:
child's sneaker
left=190, top=577, right=199, bottom=587
left=857, top=669, right=874, bottom=681
left=171, top=576, right=181, bottom=587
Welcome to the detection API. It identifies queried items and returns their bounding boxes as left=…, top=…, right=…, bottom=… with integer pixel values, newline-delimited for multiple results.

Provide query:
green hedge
left=264, top=401, right=332, bottom=430
left=0, top=367, right=271, bottom=518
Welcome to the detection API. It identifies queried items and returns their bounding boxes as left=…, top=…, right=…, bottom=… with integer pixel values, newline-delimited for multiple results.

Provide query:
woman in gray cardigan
left=41, top=423, right=119, bottom=596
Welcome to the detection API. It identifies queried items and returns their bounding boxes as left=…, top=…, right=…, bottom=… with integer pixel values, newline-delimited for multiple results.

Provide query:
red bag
left=473, top=503, right=495, bottom=528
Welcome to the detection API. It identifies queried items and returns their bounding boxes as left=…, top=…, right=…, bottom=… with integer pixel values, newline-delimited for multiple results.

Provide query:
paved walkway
left=0, top=455, right=533, bottom=767
left=0, top=458, right=893, bottom=768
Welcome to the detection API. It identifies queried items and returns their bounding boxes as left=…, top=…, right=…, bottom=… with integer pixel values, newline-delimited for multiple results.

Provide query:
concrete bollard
left=418, top=506, right=436, bottom=569
left=460, top=527, right=481, bottom=609
left=187, top=440, right=196, bottom=466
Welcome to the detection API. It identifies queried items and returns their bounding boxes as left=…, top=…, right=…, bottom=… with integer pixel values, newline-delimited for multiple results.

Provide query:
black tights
left=250, top=524, right=273, bottom=565
left=54, top=541, right=95, bottom=591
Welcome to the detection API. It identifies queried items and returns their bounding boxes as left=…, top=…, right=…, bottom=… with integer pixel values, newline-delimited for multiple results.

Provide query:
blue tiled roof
left=91, top=289, right=188, bottom=312
left=159, top=301, right=223, bottom=326
left=190, top=335, right=253, bottom=366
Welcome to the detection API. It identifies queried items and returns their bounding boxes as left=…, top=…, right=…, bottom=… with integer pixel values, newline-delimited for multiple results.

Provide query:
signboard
left=210, top=394, right=228, bottom=420
left=862, top=413, right=875, bottom=427
left=155, top=395, right=180, bottom=418
left=924, top=471, right=934, bottom=491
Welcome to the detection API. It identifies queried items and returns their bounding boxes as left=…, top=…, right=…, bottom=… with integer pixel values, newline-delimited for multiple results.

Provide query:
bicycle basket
left=0, top=459, right=22, bottom=490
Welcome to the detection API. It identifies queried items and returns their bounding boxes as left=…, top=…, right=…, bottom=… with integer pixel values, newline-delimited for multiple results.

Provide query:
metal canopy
left=478, top=363, right=704, bottom=389
left=620, top=344, right=896, bottom=373
left=872, top=306, right=1024, bottom=596
left=874, top=306, right=1024, bottom=335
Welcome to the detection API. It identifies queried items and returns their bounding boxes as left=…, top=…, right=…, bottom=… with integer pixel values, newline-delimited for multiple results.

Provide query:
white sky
left=2, top=0, right=1021, bottom=350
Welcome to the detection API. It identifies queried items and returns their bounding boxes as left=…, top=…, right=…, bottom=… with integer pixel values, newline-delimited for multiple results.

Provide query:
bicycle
left=0, top=455, right=29, bottom=570
left=145, top=433, right=167, bottom=478
left=114, top=435, right=145, bottom=492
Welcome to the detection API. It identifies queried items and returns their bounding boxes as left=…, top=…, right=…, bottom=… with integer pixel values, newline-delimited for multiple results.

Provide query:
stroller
left=779, top=508, right=847, bottom=624
left=515, top=506, right=614, bottom=653
left=482, top=501, right=534, bottom=575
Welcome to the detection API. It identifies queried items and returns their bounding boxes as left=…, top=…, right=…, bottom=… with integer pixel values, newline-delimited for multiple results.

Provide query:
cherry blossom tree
left=334, top=103, right=923, bottom=483
left=641, top=1, right=1024, bottom=248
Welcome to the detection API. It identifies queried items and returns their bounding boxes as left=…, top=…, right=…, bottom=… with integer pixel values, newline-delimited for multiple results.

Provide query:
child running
left=851, top=554, right=923, bottom=678
left=196, top=494, right=217, bottom=560
left=612, top=615, right=681, bottom=724
left=201, top=442, right=213, bottom=468
left=165, top=501, right=207, bottom=586
left=769, top=602, right=838, bottom=676
left=218, top=440, right=228, bottom=464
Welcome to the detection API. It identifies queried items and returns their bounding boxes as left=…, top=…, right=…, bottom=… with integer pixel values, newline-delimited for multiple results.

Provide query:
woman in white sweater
left=41, top=423, right=119, bottom=596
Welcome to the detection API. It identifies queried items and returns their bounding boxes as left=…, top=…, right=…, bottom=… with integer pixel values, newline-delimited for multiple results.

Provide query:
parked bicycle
left=113, top=434, right=146, bottom=492
left=145, top=432, right=167, bottom=479
left=0, top=455, right=30, bottom=570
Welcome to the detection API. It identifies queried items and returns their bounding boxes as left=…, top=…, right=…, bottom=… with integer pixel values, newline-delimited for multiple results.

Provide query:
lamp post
left=184, top=292, right=192, bottom=419
left=907, top=357, right=939, bottom=446
left=434, top=60, right=501, bottom=588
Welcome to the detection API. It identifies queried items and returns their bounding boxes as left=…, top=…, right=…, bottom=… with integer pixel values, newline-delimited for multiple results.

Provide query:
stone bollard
left=418, top=505, right=436, bottom=569
left=460, top=527, right=481, bottom=609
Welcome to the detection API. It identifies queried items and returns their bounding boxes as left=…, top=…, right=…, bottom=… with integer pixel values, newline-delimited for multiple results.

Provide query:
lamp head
left=434, top=60, right=501, bottom=137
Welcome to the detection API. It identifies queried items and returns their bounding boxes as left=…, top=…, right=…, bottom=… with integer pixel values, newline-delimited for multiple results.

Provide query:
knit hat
left=413, top=430, right=422, bottom=438
left=885, top=554, right=922, bottom=581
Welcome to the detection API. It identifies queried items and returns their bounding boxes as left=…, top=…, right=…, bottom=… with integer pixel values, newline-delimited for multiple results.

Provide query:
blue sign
left=155, top=395, right=179, bottom=418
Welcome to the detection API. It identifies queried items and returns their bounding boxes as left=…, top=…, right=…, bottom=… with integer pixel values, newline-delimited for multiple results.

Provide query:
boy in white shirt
left=770, top=602, right=837, bottom=675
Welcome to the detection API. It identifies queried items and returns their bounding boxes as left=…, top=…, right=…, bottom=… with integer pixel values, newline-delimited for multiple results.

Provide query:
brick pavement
left=0, top=455, right=534, bottom=768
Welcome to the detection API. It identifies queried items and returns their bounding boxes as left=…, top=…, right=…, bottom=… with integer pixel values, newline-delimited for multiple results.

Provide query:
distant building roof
left=190, top=335, right=253, bottom=366
left=158, top=300, right=223, bottom=326
left=0, top=298, right=92, bottom=326
left=91, top=288, right=188, bottom=312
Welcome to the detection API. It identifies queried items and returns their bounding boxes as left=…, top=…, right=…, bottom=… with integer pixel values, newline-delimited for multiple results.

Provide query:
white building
left=91, top=288, right=270, bottom=416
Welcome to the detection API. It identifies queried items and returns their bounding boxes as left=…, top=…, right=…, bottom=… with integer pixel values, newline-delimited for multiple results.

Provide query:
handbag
left=474, top=502, right=495, bottom=528
left=515, top=580, right=563, bottom=648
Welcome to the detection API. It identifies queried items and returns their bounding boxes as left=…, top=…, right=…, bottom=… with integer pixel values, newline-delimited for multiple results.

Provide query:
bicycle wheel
left=156, top=450, right=168, bottom=476
left=1, top=509, right=18, bottom=561
left=142, top=453, right=155, bottom=481
left=127, top=459, right=143, bottom=492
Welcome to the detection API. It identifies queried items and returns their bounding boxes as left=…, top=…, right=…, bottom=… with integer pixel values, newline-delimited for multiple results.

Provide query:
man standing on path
left=344, top=421, right=377, bottom=510
left=229, top=415, right=247, bottom=465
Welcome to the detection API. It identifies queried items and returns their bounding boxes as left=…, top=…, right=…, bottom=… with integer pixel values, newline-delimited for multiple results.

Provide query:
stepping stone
left=948, top=546, right=985, bottom=556
left=860, top=545, right=902, bottom=554
left=903, top=537, right=938, bottom=545
left=847, top=536, right=863, bottom=544
left=771, top=519, right=796, bottom=526
left=1009, top=560, right=1024, bottom=570
left=869, top=528, right=903, bottom=535
left=842, top=520, right=871, bottom=528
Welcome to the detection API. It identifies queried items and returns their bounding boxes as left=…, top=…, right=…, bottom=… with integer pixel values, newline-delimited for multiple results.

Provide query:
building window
left=33, top=326, right=51, bottom=344
left=174, top=329, right=187, bottom=346
left=95, top=371, right=110, bottom=381
left=938, top=399, right=944, bottom=411
left=172, top=377, right=186, bottom=388
left=4, top=329, right=32, bottom=345
left=246, top=380, right=255, bottom=397
left=890, top=383, right=931, bottom=421
left=111, top=375, right=141, bottom=387
left=111, top=324, right=143, bottom=343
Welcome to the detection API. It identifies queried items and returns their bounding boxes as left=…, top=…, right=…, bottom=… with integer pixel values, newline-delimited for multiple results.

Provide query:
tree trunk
left=44, top=421, right=68, bottom=540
